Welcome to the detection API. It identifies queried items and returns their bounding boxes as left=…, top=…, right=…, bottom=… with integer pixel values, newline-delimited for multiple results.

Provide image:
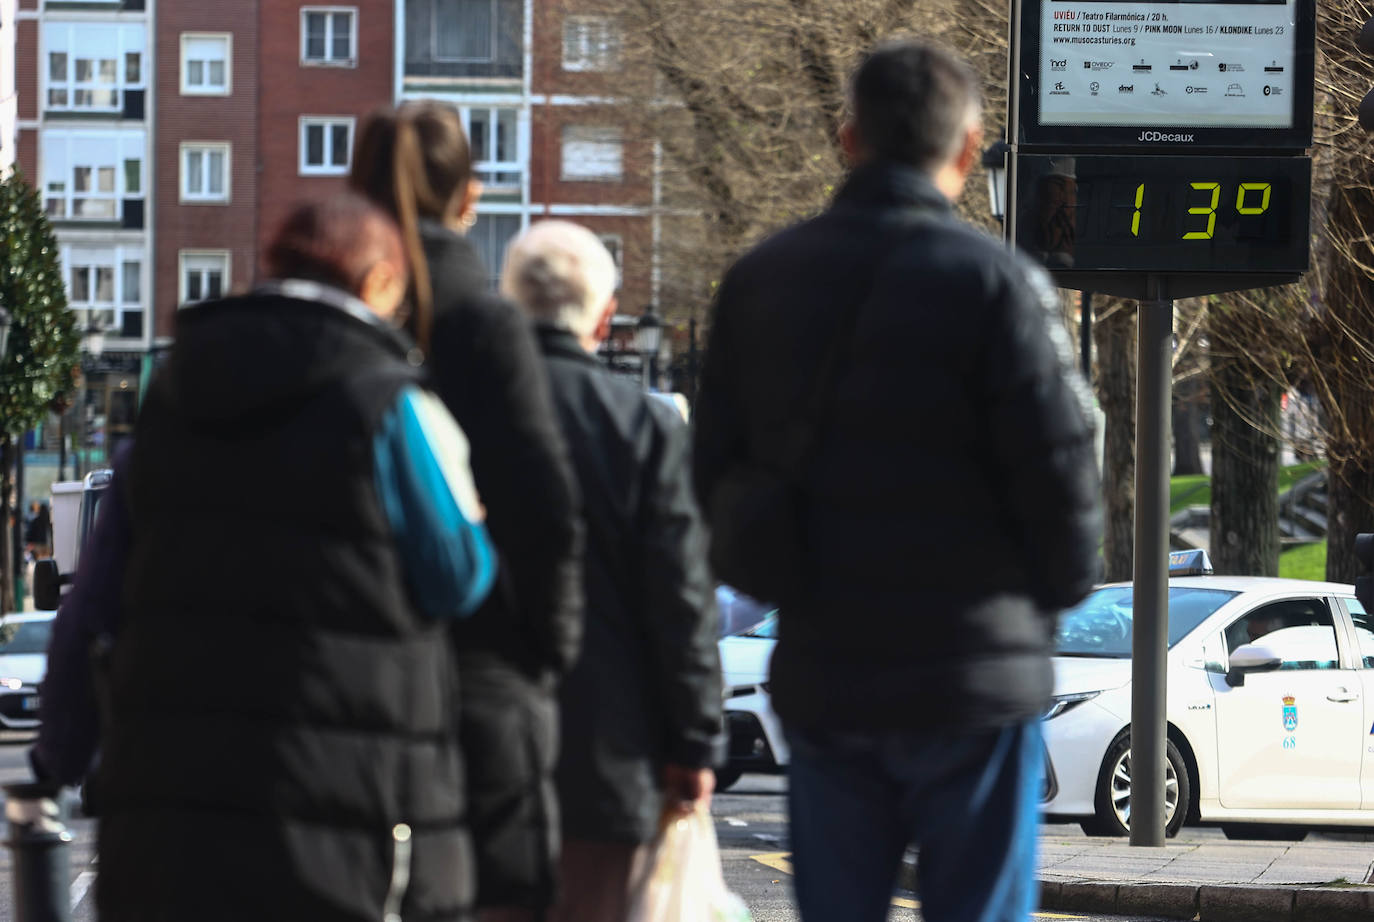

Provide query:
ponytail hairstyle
left=350, top=100, right=475, bottom=352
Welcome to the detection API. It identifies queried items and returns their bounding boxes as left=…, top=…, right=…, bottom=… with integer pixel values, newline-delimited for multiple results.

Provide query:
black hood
left=163, top=288, right=415, bottom=426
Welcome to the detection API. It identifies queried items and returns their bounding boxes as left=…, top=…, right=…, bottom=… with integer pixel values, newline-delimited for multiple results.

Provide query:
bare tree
left=595, top=0, right=1010, bottom=313
left=1280, top=0, right=1374, bottom=580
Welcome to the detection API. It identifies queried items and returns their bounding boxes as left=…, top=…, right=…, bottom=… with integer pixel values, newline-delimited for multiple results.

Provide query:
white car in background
left=1044, top=561, right=1374, bottom=840
left=716, top=609, right=786, bottom=790
left=0, top=611, right=55, bottom=730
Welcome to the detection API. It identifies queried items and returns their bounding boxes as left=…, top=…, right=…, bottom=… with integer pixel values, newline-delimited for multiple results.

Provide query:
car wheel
left=714, top=764, right=744, bottom=792
left=1221, top=824, right=1308, bottom=841
left=1081, top=732, right=1191, bottom=838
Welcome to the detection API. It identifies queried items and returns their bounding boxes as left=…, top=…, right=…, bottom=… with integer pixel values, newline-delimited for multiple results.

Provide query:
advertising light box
left=1014, top=0, right=1315, bottom=150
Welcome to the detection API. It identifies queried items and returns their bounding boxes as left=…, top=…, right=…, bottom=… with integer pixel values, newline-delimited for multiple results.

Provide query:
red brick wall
left=15, top=19, right=36, bottom=121
left=15, top=128, right=36, bottom=182
left=528, top=103, right=650, bottom=206
left=255, top=1, right=393, bottom=277
left=532, top=0, right=648, bottom=99
left=154, top=4, right=260, bottom=338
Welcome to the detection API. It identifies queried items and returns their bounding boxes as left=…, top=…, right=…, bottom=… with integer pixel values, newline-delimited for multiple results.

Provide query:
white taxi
left=1044, top=558, right=1374, bottom=839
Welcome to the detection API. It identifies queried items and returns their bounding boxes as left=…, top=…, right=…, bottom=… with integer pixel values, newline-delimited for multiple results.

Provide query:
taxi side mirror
left=1225, top=643, right=1283, bottom=687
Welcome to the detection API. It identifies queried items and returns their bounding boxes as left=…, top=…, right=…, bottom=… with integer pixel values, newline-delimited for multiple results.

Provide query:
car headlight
left=1042, top=690, right=1100, bottom=721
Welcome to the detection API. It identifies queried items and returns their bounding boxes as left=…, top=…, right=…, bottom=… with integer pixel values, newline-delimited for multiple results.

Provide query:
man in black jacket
left=693, top=41, right=1103, bottom=922
left=502, top=220, right=722, bottom=922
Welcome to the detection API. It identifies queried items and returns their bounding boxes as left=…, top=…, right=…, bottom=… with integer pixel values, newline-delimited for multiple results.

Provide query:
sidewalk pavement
left=899, top=828, right=1374, bottom=921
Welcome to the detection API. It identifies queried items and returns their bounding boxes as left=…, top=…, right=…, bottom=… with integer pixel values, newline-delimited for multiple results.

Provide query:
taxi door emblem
left=1282, top=695, right=1297, bottom=732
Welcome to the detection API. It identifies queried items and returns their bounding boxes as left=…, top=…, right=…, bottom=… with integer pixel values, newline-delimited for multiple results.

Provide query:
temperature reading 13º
left=1119, top=180, right=1274, bottom=242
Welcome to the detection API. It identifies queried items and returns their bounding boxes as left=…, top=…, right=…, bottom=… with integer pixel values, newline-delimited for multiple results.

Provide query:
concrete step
left=1278, top=516, right=1322, bottom=541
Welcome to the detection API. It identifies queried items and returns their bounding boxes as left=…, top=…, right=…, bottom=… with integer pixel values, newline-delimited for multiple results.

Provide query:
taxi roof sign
left=1168, top=549, right=1213, bottom=577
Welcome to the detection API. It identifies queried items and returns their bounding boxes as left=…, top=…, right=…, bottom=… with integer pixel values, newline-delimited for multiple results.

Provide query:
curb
left=896, top=860, right=1374, bottom=921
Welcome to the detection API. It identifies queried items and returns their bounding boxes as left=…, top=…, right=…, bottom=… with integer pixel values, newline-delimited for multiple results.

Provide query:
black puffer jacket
left=693, top=161, right=1103, bottom=733
left=102, top=292, right=470, bottom=922
left=536, top=327, right=722, bottom=844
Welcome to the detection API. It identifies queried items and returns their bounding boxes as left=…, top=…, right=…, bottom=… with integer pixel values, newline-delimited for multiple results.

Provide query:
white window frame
left=41, top=131, right=145, bottom=222
left=469, top=213, right=523, bottom=292
left=180, top=142, right=232, bottom=203
left=180, top=33, right=231, bottom=96
left=44, top=24, right=147, bottom=113
left=62, top=244, right=145, bottom=340
left=178, top=251, right=231, bottom=306
left=597, top=233, right=623, bottom=287
left=561, top=15, right=620, bottom=73
left=560, top=125, right=623, bottom=182
left=301, top=7, right=358, bottom=66
left=298, top=117, right=355, bottom=176
left=461, top=107, right=521, bottom=190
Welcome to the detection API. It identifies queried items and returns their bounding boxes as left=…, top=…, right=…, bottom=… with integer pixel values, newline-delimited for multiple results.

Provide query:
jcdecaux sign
left=1006, top=0, right=1316, bottom=298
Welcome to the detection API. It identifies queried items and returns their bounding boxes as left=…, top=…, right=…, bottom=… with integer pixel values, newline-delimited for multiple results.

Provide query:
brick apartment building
left=6, top=0, right=661, bottom=484
left=156, top=1, right=394, bottom=339
left=400, top=0, right=657, bottom=314
left=1, top=0, right=15, bottom=176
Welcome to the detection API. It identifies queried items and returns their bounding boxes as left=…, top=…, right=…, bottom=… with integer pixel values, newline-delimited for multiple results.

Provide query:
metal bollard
left=4, top=782, right=73, bottom=922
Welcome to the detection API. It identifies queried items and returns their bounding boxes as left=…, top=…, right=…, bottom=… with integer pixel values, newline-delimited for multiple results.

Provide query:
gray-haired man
left=501, top=221, right=723, bottom=922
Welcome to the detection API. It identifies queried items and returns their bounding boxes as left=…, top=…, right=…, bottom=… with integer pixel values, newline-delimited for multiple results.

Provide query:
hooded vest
left=96, top=291, right=472, bottom=922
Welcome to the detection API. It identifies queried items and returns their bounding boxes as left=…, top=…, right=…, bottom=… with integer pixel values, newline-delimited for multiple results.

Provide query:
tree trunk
left=1208, top=358, right=1281, bottom=576
left=1326, top=460, right=1374, bottom=583
left=1094, top=300, right=1137, bottom=581
left=1171, top=379, right=1205, bottom=476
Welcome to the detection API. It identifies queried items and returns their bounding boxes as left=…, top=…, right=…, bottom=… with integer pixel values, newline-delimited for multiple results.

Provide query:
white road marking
left=70, top=870, right=96, bottom=910
left=726, top=818, right=748, bottom=826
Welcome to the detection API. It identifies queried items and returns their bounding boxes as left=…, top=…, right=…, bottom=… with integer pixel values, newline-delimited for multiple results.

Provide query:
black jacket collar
left=536, top=324, right=602, bottom=366
left=831, top=160, right=954, bottom=216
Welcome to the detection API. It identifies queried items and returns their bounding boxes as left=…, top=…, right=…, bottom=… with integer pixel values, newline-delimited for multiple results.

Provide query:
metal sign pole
left=1130, top=282, right=1172, bottom=847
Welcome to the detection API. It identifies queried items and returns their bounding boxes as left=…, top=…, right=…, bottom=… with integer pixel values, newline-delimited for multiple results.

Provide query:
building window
left=181, top=34, right=231, bottom=95
left=464, top=108, right=520, bottom=188
left=181, top=143, right=230, bottom=202
left=561, top=126, right=622, bottom=181
left=470, top=214, right=521, bottom=291
left=598, top=234, right=623, bottom=287
left=63, top=246, right=144, bottom=338
left=562, top=15, right=619, bottom=72
left=302, top=8, right=357, bottom=65
left=299, top=118, right=353, bottom=175
left=44, top=22, right=146, bottom=112
left=180, top=252, right=230, bottom=305
left=42, top=131, right=145, bottom=221
left=404, top=0, right=522, bottom=79
left=433, top=0, right=496, bottom=61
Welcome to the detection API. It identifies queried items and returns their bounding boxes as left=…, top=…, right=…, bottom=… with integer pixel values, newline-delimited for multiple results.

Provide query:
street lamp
left=76, top=316, right=105, bottom=478
left=982, top=135, right=1012, bottom=224
left=636, top=305, right=663, bottom=390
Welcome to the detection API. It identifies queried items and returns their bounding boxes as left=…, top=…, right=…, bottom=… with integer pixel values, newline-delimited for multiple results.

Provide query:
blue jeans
left=786, top=719, right=1042, bottom=922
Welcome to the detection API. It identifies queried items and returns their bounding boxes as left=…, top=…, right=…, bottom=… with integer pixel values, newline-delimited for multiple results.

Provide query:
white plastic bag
left=627, top=806, right=753, bottom=922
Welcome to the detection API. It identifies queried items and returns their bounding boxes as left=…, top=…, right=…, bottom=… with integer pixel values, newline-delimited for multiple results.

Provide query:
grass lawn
left=1170, top=461, right=1330, bottom=580
left=1279, top=541, right=1327, bottom=581
left=1169, top=461, right=1325, bottom=515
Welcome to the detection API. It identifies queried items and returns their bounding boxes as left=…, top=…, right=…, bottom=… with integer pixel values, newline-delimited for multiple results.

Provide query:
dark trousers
left=786, top=719, right=1042, bottom=922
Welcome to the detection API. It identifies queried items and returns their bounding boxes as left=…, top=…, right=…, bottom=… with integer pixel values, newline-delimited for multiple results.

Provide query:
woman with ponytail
left=351, top=102, right=583, bottom=922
